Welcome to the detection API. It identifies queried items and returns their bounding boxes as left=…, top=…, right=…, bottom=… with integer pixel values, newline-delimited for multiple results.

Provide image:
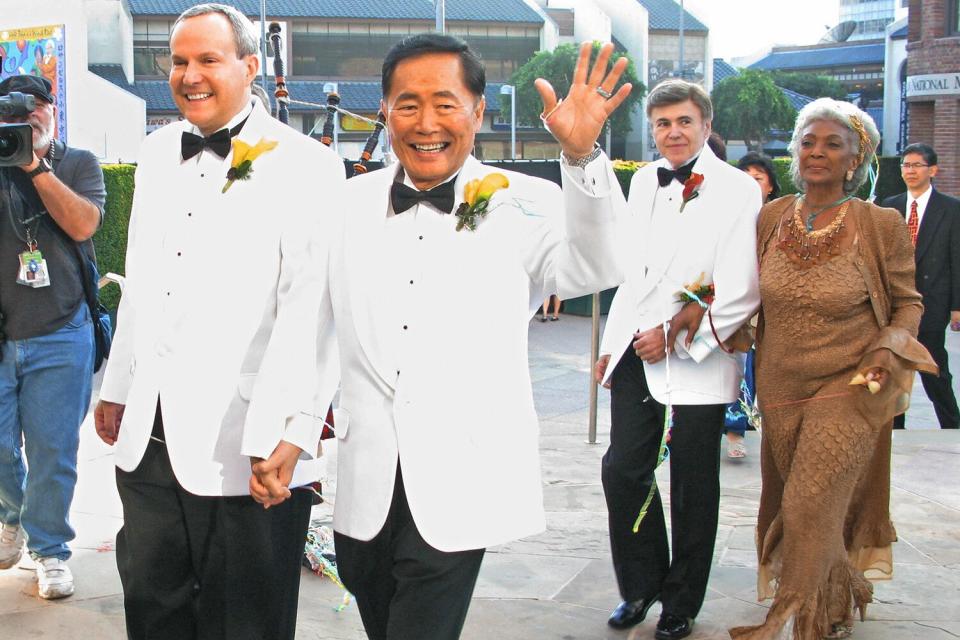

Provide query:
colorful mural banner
left=0, top=24, right=67, bottom=143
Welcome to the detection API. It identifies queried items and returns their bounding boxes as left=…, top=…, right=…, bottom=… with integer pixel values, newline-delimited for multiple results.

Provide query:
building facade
left=839, top=0, right=900, bottom=41
left=110, top=0, right=553, bottom=162
left=905, top=0, right=960, bottom=194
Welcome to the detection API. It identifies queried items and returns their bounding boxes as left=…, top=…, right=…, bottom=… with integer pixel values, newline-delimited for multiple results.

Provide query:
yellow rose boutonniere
left=454, top=172, right=509, bottom=231
left=222, top=138, right=278, bottom=193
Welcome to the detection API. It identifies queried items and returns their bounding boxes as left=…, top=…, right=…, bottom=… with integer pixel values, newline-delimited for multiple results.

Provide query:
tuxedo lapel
left=915, top=190, right=946, bottom=263
left=631, top=147, right=715, bottom=305
left=890, top=193, right=907, bottom=216
left=343, top=165, right=403, bottom=388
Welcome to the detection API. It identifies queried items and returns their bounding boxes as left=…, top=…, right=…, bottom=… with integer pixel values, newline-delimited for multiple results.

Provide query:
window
left=293, top=32, right=404, bottom=77
left=951, top=0, right=960, bottom=36
left=133, top=19, right=172, bottom=77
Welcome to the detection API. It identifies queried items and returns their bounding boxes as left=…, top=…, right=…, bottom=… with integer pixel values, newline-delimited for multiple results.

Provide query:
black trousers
left=894, top=329, right=960, bottom=429
left=115, top=404, right=313, bottom=640
left=602, top=345, right=725, bottom=619
left=334, top=466, right=485, bottom=640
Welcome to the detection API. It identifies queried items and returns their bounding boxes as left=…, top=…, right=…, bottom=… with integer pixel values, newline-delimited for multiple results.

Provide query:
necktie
left=180, top=116, right=249, bottom=161
left=907, top=199, right=919, bottom=246
left=390, top=180, right=457, bottom=215
left=657, top=157, right=698, bottom=187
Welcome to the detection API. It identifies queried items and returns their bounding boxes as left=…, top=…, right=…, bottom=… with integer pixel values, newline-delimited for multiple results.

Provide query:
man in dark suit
left=883, top=143, right=960, bottom=429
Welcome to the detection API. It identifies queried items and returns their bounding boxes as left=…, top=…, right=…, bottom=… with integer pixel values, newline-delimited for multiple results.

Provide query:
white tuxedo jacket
left=600, top=145, right=761, bottom=405
left=100, top=102, right=345, bottom=496
left=327, top=155, right=625, bottom=551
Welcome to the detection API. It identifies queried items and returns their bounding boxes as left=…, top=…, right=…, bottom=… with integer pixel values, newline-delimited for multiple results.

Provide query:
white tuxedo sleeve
left=240, top=150, right=345, bottom=460
left=561, top=154, right=614, bottom=197
left=98, top=161, right=146, bottom=403
left=524, top=153, right=624, bottom=303
left=677, top=188, right=761, bottom=363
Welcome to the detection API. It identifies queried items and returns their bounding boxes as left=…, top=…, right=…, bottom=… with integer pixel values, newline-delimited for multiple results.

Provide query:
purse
left=71, top=240, right=112, bottom=373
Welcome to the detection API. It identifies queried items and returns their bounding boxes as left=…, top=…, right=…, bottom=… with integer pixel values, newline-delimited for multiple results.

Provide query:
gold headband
left=848, top=115, right=871, bottom=168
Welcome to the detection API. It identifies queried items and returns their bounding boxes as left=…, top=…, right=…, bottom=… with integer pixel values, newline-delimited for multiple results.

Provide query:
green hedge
left=612, top=157, right=906, bottom=202
left=96, top=164, right=134, bottom=310
left=769, top=156, right=905, bottom=203
left=94, top=157, right=907, bottom=310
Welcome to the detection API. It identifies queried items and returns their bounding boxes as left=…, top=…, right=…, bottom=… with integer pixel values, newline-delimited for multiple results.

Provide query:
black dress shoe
left=607, top=594, right=660, bottom=629
left=654, top=612, right=694, bottom=639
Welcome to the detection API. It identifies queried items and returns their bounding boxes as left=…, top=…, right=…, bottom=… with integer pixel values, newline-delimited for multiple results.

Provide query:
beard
left=32, top=123, right=53, bottom=156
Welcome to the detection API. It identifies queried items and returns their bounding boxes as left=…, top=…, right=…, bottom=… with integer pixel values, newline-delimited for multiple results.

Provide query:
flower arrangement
left=679, top=173, right=704, bottom=212
left=222, top=138, right=278, bottom=193
left=455, top=172, right=509, bottom=231
left=676, top=272, right=715, bottom=306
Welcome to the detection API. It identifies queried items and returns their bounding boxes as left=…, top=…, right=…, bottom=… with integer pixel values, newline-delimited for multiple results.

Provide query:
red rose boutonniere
left=679, top=173, right=704, bottom=212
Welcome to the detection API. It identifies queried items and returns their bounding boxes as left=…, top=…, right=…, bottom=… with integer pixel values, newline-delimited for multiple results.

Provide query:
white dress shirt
left=908, top=185, right=933, bottom=228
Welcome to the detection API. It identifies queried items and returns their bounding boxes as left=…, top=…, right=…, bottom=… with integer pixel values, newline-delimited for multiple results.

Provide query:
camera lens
left=0, top=130, right=22, bottom=160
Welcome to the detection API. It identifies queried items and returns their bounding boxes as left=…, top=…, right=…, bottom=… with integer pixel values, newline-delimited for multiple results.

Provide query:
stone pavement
left=2, top=314, right=959, bottom=639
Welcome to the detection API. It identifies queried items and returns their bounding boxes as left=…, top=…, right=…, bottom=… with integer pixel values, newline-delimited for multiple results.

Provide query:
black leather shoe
left=607, top=594, right=660, bottom=629
left=654, top=613, right=694, bottom=639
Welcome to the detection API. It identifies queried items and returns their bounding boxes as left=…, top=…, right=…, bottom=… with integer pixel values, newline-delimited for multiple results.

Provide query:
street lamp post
left=500, top=84, right=516, bottom=160
left=435, top=0, right=446, bottom=33
left=678, top=0, right=685, bottom=80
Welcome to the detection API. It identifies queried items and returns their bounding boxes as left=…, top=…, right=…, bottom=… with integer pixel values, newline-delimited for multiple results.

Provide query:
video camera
left=0, top=92, right=36, bottom=167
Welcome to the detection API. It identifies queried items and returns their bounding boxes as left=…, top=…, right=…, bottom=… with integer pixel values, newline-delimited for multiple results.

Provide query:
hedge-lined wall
left=96, top=164, right=134, bottom=310
left=94, top=157, right=908, bottom=311
left=612, top=157, right=906, bottom=201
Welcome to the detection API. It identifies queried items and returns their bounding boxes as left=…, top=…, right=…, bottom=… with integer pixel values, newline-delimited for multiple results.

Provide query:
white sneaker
left=0, top=524, right=24, bottom=569
left=36, top=557, right=74, bottom=599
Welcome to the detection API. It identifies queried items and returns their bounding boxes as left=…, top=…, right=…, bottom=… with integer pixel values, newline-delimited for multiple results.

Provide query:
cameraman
left=0, top=75, right=105, bottom=600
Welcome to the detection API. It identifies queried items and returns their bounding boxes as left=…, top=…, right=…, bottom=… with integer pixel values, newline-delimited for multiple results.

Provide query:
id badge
left=17, top=250, right=51, bottom=288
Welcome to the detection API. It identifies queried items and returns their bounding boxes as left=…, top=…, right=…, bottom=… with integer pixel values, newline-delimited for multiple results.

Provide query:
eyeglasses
left=901, top=162, right=930, bottom=170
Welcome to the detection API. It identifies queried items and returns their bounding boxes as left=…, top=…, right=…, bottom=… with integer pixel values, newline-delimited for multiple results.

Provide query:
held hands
left=633, top=327, right=667, bottom=364
left=94, top=400, right=125, bottom=445
left=594, top=354, right=611, bottom=389
left=666, top=302, right=706, bottom=354
left=535, top=41, right=632, bottom=159
left=249, top=440, right=303, bottom=508
left=632, top=302, right=708, bottom=365
left=849, top=368, right=889, bottom=394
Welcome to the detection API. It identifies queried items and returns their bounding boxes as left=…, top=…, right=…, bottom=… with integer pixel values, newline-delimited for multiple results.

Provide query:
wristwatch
left=563, top=143, right=603, bottom=169
left=26, top=157, right=52, bottom=179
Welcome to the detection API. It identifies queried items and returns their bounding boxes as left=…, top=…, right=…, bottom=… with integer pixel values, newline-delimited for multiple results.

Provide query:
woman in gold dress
left=729, top=99, right=937, bottom=639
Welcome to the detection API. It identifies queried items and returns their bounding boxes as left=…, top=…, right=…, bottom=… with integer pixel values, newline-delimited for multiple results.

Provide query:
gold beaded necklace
left=778, top=195, right=851, bottom=264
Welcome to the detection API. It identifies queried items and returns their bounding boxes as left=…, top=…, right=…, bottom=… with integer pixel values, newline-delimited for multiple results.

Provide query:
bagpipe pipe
left=267, top=23, right=289, bottom=124
left=351, top=111, right=386, bottom=175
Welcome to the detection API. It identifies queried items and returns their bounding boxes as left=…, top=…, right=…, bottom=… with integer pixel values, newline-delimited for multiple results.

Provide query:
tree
left=769, top=70, right=846, bottom=100
left=711, top=70, right=796, bottom=151
left=504, top=42, right=645, bottom=139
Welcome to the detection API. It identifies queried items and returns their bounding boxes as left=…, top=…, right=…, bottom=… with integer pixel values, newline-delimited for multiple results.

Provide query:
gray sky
left=683, top=0, right=840, bottom=61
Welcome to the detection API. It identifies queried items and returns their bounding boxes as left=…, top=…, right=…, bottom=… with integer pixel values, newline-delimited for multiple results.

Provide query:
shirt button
left=419, top=235, right=424, bottom=240
left=177, top=252, right=182, bottom=257
left=188, top=212, right=193, bottom=217
left=409, top=280, right=414, bottom=285
left=871, top=292, right=878, bottom=298
left=403, top=325, right=408, bottom=330
left=200, top=173, right=205, bottom=178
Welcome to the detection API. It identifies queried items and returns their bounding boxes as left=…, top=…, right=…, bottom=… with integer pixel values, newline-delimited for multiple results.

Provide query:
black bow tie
left=657, top=157, right=699, bottom=187
left=390, top=179, right=457, bottom=215
left=180, top=116, right=249, bottom=161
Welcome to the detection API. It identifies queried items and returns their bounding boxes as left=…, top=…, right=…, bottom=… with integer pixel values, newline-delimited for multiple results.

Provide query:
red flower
left=680, top=173, right=704, bottom=212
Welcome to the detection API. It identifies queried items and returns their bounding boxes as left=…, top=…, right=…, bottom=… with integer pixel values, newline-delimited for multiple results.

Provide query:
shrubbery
left=96, top=164, right=134, bottom=310
left=95, top=156, right=907, bottom=310
left=611, top=157, right=905, bottom=202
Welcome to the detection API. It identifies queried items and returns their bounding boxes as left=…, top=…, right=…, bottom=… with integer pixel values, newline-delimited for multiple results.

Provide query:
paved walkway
left=2, top=315, right=958, bottom=639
